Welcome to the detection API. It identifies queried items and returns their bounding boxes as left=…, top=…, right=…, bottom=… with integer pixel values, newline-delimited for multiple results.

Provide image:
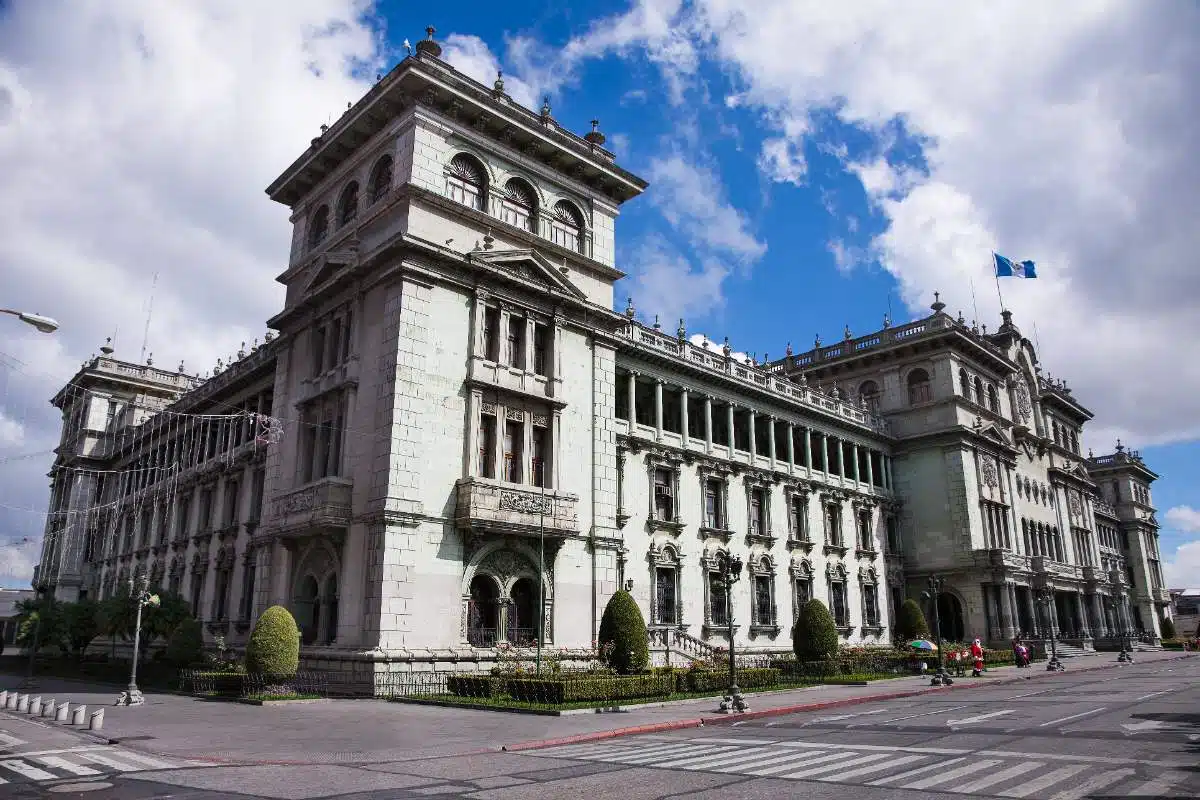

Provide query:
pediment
left=468, top=248, right=587, bottom=300
left=302, top=241, right=361, bottom=295
left=973, top=420, right=1013, bottom=448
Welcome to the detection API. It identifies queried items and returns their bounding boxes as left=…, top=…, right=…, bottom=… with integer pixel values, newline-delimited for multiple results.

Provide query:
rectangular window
left=191, top=573, right=204, bottom=619
left=241, top=554, right=256, bottom=621
left=506, top=316, right=526, bottom=369
left=249, top=468, right=265, bottom=522
left=341, top=310, right=353, bottom=362
left=708, top=572, right=728, bottom=626
left=482, top=306, right=500, bottom=361
left=655, top=567, right=677, bottom=625
left=214, top=570, right=230, bottom=621
left=754, top=575, right=773, bottom=626
left=224, top=481, right=239, bottom=527
left=654, top=468, right=674, bottom=521
left=789, top=496, right=808, bottom=541
left=311, top=326, right=327, bottom=376
left=886, top=516, right=900, bottom=553
left=106, top=400, right=119, bottom=430
left=479, top=414, right=496, bottom=478
left=301, top=419, right=317, bottom=483
left=795, top=578, right=812, bottom=610
left=157, top=505, right=168, bottom=544
left=503, top=420, right=523, bottom=483
left=330, top=317, right=344, bottom=368
left=864, top=585, right=879, bottom=626
left=826, top=504, right=842, bottom=546
left=831, top=582, right=848, bottom=626
left=533, top=323, right=549, bottom=376
left=704, top=479, right=724, bottom=529
left=177, top=498, right=191, bottom=539
left=749, top=488, right=765, bottom=535
left=859, top=512, right=873, bottom=551
left=531, top=425, right=547, bottom=488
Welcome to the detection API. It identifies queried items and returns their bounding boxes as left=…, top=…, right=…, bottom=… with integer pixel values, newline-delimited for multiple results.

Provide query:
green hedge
left=685, top=668, right=780, bottom=692
left=507, top=674, right=674, bottom=704
left=446, top=675, right=505, bottom=698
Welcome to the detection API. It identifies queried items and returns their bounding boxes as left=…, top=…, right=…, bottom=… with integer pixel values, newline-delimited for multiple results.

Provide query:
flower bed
left=506, top=674, right=675, bottom=704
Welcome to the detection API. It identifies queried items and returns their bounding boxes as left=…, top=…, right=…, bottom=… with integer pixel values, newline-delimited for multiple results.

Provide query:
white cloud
left=441, top=33, right=539, bottom=110
left=0, top=1, right=388, bottom=585
left=561, top=0, right=1200, bottom=446
left=1162, top=539, right=1200, bottom=590
left=0, top=410, right=24, bottom=449
left=1165, top=505, right=1200, bottom=534
left=688, top=334, right=749, bottom=365
left=0, top=535, right=40, bottom=589
left=623, top=235, right=729, bottom=327
left=646, top=153, right=766, bottom=263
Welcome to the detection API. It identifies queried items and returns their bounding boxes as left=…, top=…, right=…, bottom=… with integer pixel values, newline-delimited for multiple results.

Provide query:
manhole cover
left=48, top=781, right=113, bottom=793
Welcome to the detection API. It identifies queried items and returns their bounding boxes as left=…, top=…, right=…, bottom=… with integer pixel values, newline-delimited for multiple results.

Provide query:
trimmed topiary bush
left=1159, top=618, right=1176, bottom=640
left=895, top=598, right=930, bottom=643
left=793, top=599, right=839, bottom=662
left=245, top=605, right=300, bottom=675
left=597, top=590, right=649, bottom=674
left=165, top=617, right=204, bottom=667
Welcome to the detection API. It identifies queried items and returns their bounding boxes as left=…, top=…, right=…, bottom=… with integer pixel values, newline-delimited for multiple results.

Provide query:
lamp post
left=0, top=308, right=59, bottom=334
left=923, top=575, right=953, bottom=686
left=715, top=551, right=746, bottom=713
left=1038, top=589, right=1064, bottom=672
left=117, top=575, right=160, bottom=707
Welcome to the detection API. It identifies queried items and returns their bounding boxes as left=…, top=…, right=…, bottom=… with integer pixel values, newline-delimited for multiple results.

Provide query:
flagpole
left=991, top=252, right=1006, bottom=313
left=969, top=276, right=980, bottom=327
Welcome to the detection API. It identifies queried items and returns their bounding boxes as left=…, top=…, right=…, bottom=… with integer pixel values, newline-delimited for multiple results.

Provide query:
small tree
left=245, top=605, right=300, bottom=675
left=793, top=599, right=839, bottom=662
left=895, top=598, right=930, bottom=643
left=597, top=590, right=649, bottom=674
left=59, top=599, right=101, bottom=660
left=165, top=618, right=205, bottom=667
left=1159, top=617, right=1176, bottom=640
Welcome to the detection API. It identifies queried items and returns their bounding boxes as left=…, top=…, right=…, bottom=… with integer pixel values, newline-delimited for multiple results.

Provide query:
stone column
left=821, top=433, right=830, bottom=475
left=654, top=379, right=664, bottom=441
left=1090, top=593, right=1105, bottom=638
left=524, top=316, right=536, bottom=373
left=803, top=428, right=813, bottom=472
left=865, top=449, right=875, bottom=488
left=703, top=395, right=713, bottom=454
left=767, top=415, right=777, bottom=469
left=1023, top=588, right=1038, bottom=637
left=490, top=403, right=504, bottom=481
left=854, top=446, right=863, bottom=485
left=627, top=371, right=638, bottom=428
left=680, top=388, right=690, bottom=448
left=466, top=390, right=482, bottom=476
left=1076, top=592, right=1091, bottom=638
left=726, top=404, right=736, bottom=458
left=786, top=423, right=796, bottom=475
left=748, top=409, right=758, bottom=460
left=551, top=410, right=563, bottom=490
left=999, top=582, right=1015, bottom=639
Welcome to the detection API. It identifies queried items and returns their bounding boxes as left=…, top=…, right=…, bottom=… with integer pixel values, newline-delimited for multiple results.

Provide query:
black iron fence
left=178, top=669, right=329, bottom=699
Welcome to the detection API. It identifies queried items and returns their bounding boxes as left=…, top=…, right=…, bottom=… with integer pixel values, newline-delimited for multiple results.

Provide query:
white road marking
left=868, top=757, right=968, bottom=786
left=30, top=754, right=101, bottom=776
left=74, top=750, right=154, bottom=772
left=1045, top=768, right=1134, bottom=800
left=779, top=752, right=893, bottom=780
left=653, top=747, right=741, bottom=768
left=1133, top=689, right=1174, bottom=701
left=777, top=740, right=966, bottom=756
left=691, top=737, right=778, bottom=746
left=823, top=753, right=926, bottom=781
left=808, top=708, right=888, bottom=724
left=956, top=761, right=1045, bottom=793
left=997, top=764, right=1089, bottom=798
left=868, top=705, right=968, bottom=725
left=675, top=747, right=773, bottom=771
left=946, top=709, right=1015, bottom=726
left=1127, top=769, right=1189, bottom=796
left=1037, top=707, right=1108, bottom=727
left=742, top=750, right=853, bottom=777
left=0, top=758, right=57, bottom=781
left=0, top=732, right=24, bottom=747
left=902, top=759, right=1003, bottom=790
left=105, top=750, right=182, bottom=770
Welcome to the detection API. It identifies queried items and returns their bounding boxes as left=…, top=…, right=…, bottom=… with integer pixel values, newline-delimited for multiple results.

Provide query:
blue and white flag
left=993, top=252, right=1037, bottom=279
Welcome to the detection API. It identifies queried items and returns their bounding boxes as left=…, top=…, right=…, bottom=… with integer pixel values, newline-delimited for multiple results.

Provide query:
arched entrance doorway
left=937, top=593, right=965, bottom=642
left=508, top=578, right=538, bottom=645
left=296, top=575, right=320, bottom=645
left=467, top=575, right=500, bottom=647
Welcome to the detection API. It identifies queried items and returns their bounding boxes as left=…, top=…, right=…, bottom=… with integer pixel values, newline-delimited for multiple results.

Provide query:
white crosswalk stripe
left=539, top=737, right=1191, bottom=797
left=0, top=746, right=198, bottom=785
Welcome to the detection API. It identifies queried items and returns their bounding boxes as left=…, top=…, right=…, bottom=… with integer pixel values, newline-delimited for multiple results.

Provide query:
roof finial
left=493, top=70, right=505, bottom=95
left=585, top=118, right=606, bottom=146
left=931, top=291, right=946, bottom=313
left=844, top=324, right=852, bottom=340
left=146, top=352, right=153, bottom=366
left=415, top=26, right=442, bottom=57
left=541, top=95, right=552, bottom=120
left=100, top=336, right=114, bottom=356
left=786, top=342, right=793, bottom=357
left=652, top=314, right=661, bottom=331
left=722, top=336, right=731, bottom=358
left=625, top=296, right=635, bottom=320
left=1115, top=438, right=1125, bottom=453
left=677, top=318, right=686, bottom=341
left=177, top=359, right=185, bottom=374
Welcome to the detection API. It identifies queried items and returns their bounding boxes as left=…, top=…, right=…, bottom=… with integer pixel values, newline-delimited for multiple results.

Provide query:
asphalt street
left=0, top=656, right=1194, bottom=798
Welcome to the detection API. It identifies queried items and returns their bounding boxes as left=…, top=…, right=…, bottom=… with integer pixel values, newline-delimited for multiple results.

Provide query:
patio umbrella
left=909, top=639, right=938, bottom=651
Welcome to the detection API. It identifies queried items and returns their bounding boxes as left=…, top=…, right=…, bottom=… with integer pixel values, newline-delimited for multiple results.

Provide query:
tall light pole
left=0, top=308, right=59, bottom=334
left=1038, top=589, right=1064, bottom=671
left=715, top=551, right=746, bottom=713
left=923, top=575, right=953, bottom=686
left=117, top=575, right=160, bottom=707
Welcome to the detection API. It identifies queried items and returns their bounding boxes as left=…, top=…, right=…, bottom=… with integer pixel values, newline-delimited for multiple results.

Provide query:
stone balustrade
left=454, top=478, right=579, bottom=536
left=269, top=477, right=353, bottom=531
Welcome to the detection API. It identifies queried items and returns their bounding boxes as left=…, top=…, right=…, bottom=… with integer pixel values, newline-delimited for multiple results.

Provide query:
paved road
left=0, top=656, right=1194, bottom=797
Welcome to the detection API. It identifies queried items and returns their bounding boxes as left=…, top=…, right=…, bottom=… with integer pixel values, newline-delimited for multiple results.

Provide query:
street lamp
left=0, top=308, right=59, bottom=334
left=1037, top=589, right=1064, bottom=672
left=714, top=551, right=746, bottom=713
left=116, top=575, right=161, bottom=707
left=923, top=575, right=953, bottom=687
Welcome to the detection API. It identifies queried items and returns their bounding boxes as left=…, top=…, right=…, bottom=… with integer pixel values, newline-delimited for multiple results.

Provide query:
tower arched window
left=336, top=181, right=359, bottom=227
left=973, top=376, right=984, bottom=405
left=907, top=368, right=931, bottom=405
left=959, top=368, right=970, bottom=396
left=858, top=380, right=880, bottom=414
left=549, top=200, right=584, bottom=252
left=308, top=205, right=329, bottom=250
left=986, top=384, right=999, bottom=413
left=500, top=178, right=537, bottom=232
left=446, top=153, right=487, bottom=211
left=367, top=155, right=393, bottom=205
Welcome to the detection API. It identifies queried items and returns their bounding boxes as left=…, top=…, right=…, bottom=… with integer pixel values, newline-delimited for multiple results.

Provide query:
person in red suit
left=970, top=638, right=985, bottom=677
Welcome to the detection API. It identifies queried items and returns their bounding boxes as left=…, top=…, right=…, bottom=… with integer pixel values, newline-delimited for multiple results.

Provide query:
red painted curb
left=502, top=652, right=1194, bottom=753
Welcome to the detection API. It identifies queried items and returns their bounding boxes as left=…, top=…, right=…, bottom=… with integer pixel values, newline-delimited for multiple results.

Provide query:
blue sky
left=0, top=1, right=1197, bottom=587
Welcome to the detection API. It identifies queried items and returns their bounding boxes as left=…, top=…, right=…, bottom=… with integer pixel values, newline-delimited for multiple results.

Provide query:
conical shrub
left=597, top=590, right=649, bottom=674
left=895, top=598, right=930, bottom=642
left=793, top=598, right=839, bottom=661
left=245, top=605, right=300, bottom=675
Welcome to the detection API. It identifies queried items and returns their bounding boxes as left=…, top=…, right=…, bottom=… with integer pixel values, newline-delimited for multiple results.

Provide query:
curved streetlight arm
left=0, top=308, right=59, bottom=334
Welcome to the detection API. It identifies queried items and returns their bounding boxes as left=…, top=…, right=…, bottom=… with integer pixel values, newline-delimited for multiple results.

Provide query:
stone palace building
left=32, top=32, right=1172, bottom=688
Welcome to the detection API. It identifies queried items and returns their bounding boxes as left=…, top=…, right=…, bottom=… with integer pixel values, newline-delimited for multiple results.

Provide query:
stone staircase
left=648, top=628, right=718, bottom=667
left=1048, top=642, right=1088, bottom=659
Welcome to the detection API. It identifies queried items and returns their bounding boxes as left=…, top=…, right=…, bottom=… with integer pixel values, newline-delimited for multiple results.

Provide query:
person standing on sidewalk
left=970, top=638, right=985, bottom=677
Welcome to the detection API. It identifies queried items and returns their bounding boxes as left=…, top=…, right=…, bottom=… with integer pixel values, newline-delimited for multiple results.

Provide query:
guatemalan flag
left=993, top=252, right=1038, bottom=279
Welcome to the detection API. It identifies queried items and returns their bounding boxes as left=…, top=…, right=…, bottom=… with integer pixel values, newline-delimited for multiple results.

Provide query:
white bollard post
left=70, top=705, right=86, bottom=726
left=28, top=695, right=41, bottom=715
left=55, top=702, right=69, bottom=722
left=4, top=692, right=16, bottom=709
left=0, top=690, right=7, bottom=706
left=41, top=697, right=54, bottom=717
left=17, top=694, right=30, bottom=713
left=88, top=708, right=104, bottom=731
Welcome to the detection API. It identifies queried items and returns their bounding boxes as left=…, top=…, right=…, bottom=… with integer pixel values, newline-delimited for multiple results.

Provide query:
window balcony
left=297, top=355, right=360, bottom=406
left=1030, top=556, right=1082, bottom=581
left=454, top=478, right=579, bottom=537
left=1151, top=587, right=1171, bottom=604
left=269, top=477, right=353, bottom=532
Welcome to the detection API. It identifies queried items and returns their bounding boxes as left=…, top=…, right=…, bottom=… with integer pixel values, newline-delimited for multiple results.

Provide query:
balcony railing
left=269, top=477, right=353, bottom=530
left=454, top=478, right=579, bottom=536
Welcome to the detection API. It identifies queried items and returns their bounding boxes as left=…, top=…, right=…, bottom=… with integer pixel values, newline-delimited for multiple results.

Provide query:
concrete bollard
left=55, top=702, right=69, bottom=722
left=4, top=692, right=15, bottom=709
left=88, top=708, right=104, bottom=731
left=17, top=694, right=30, bottom=713
left=41, top=698, right=54, bottom=717
left=0, top=690, right=7, bottom=706
left=70, top=705, right=86, bottom=726
left=28, top=695, right=41, bottom=715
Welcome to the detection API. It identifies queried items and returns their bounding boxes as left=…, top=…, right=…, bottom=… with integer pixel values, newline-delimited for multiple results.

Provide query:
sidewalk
left=0, top=650, right=1190, bottom=765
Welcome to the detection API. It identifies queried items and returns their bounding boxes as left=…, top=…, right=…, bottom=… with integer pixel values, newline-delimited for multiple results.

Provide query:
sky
left=0, top=0, right=1197, bottom=591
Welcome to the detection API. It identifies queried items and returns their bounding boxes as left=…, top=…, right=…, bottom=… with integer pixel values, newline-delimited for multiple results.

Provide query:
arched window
left=308, top=205, right=329, bottom=250
left=500, top=178, right=537, bottom=232
left=973, top=376, right=984, bottom=405
left=336, top=181, right=359, bottom=227
left=549, top=200, right=584, bottom=252
left=1053, top=421, right=1061, bottom=444
left=907, top=368, right=931, bottom=405
left=367, top=155, right=393, bottom=205
left=986, top=384, right=999, bottom=413
left=1069, top=431, right=1079, bottom=454
left=959, top=368, right=970, bottom=396
left=446, top=153, right=487, bottom=211
left=858, top=380, right=880, bottom=414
